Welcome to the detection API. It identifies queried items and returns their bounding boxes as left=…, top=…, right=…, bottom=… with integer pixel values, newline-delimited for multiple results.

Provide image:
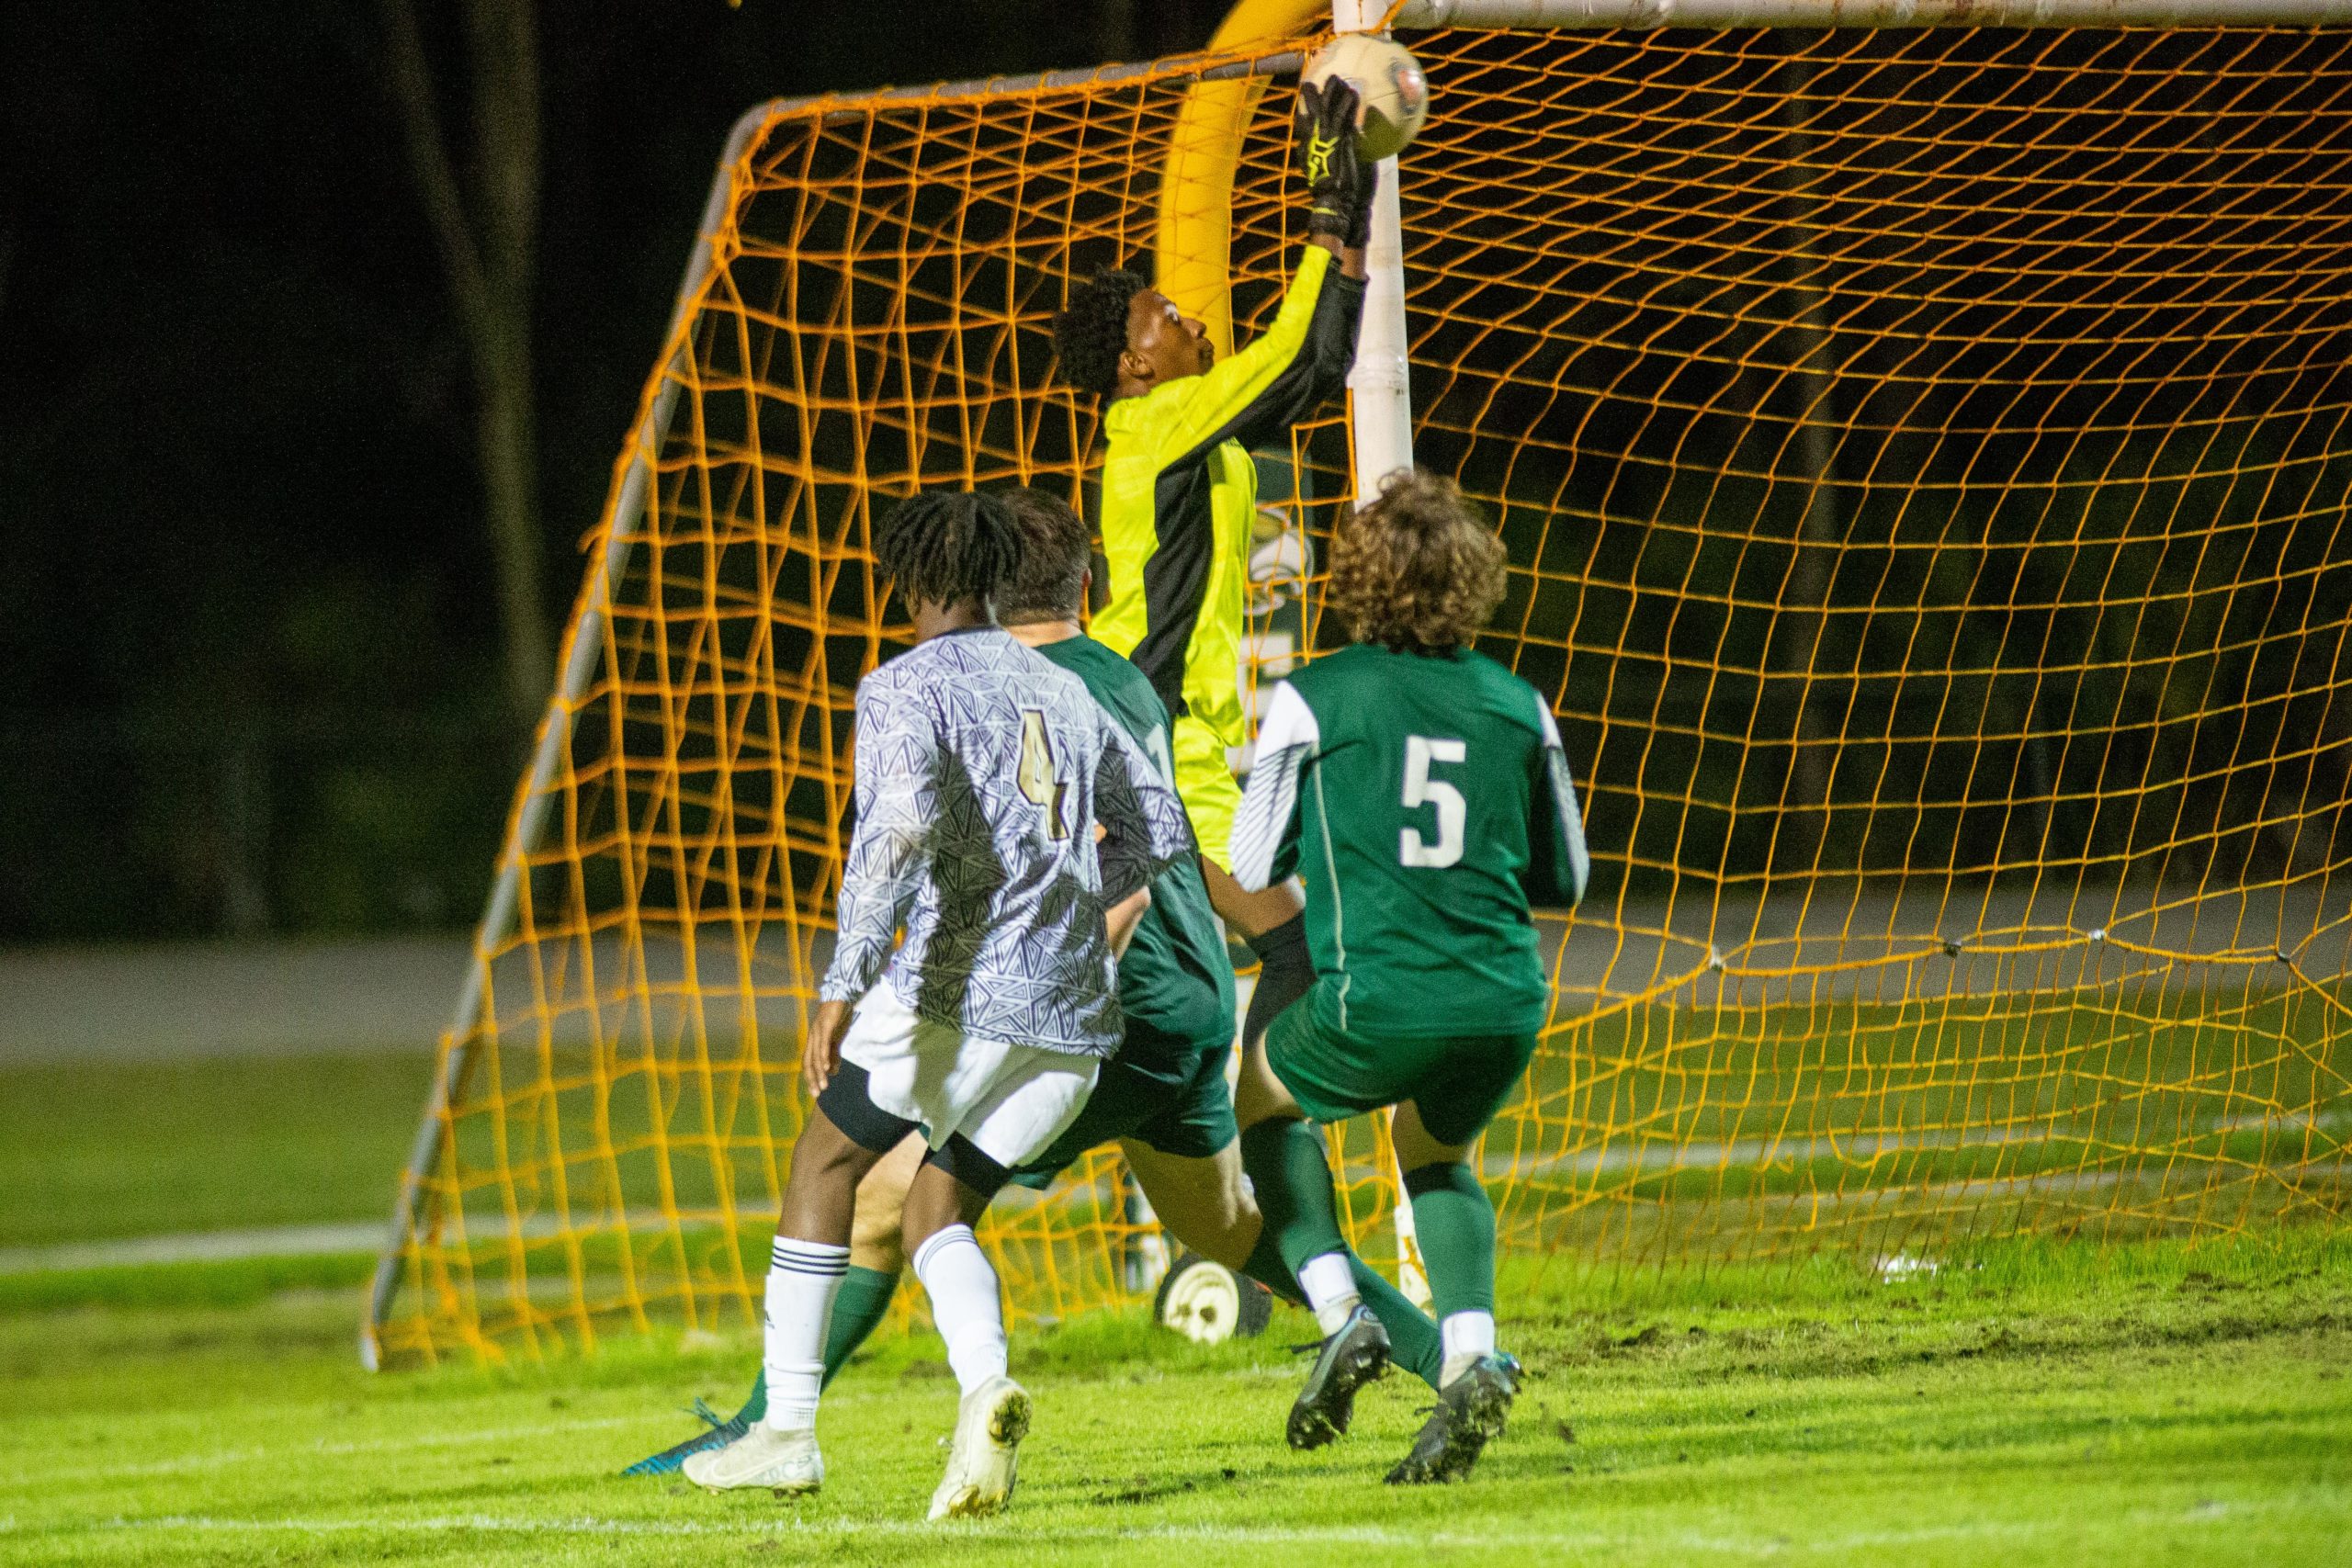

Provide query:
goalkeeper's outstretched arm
left=1048, top=76, right=1375, bottom=424
left=1137, top=75, right=1375, bottom=456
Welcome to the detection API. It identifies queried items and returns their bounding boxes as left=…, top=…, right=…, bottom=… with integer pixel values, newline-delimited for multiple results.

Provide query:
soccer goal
left=364, top=0, right=2352, bottom=1369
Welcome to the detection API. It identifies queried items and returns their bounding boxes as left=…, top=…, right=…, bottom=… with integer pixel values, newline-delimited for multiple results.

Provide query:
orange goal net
left=368, top=22, right=2352, bottom=1367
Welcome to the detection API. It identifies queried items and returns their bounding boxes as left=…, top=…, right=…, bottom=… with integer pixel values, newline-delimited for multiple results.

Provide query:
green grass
left=7, top=991, right=2337, bottom=1262
left=1, top=1235, right=2346, bottom=1566
left=0, top=1252, right=374, bottom=1315
left=1532, top=988, right=2344, bottom=1151
left=0, top=1052, right=432, bottom=1247
left=3, top=1026, right=2346, bottom=1562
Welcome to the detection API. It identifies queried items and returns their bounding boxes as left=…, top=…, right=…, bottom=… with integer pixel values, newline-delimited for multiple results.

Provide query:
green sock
left=1238, top=1198, right=1445, bottom=1392
left=734, top=1366, right=766, bottom=1426
left=1238, top=1117, right=1349, bottom=1276
left=821, top=1264, right=900, bottom=1386
left=1240, top=1224, right=1310, bottom=1309
left=1402, top=1161, right=1497, bottom=1320
left=1350, top=1254, right=1444, bottom=1390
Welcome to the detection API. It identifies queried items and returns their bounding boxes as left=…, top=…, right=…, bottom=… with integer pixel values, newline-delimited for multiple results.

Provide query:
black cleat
left=1385, top=1352, right=1521, bottom=1484
left=1286, top=1303, right=1392, bottom=1450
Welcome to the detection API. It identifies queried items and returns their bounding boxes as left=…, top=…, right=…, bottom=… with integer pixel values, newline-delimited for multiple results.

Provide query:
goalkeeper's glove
left=1295, top=77, right=1371, bottom=245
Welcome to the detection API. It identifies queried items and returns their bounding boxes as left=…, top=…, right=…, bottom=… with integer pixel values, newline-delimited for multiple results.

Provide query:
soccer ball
left=1302, top=33, right=1430, bottom=163
left=1153, top=1250, right=1272, bottom=1343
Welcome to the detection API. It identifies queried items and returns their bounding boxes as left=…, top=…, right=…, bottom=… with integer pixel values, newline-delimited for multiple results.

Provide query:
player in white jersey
left=685, top=491, right=1193, bottom=1518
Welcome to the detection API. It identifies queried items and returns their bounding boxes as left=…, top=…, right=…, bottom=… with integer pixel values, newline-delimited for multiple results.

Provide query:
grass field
left=1, top=1236, right=2347, bottom=1565
left=4, top=1048, right=2348, bottom=1564
left=0, top=1052, right=431, bottom=1249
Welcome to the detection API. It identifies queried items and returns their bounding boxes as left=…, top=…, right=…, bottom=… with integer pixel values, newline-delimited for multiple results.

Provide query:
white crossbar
left=1398, top=0, right=2352, bottom=27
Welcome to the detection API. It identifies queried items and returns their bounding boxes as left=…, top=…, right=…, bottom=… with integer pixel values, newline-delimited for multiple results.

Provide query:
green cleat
left=1285, top=1303, right=1392, bottom=1450
left=1385, top=1351, right=1521, bottom=1484
left=621, top=1370, right=763, bottom=1475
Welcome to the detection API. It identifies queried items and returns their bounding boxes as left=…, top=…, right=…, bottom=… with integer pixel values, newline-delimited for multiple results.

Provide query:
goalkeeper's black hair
left=874, top=489, right=1025, bottom=612
left=1052, top=267, right=1147, bottom=400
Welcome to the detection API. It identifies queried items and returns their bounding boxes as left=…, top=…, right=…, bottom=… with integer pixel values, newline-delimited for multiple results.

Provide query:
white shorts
left=836, top=987, right=1100, bottom=1172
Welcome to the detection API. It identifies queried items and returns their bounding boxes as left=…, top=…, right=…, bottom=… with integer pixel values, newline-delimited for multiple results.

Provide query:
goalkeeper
left=1048, top=76, right=1373, bottom=1066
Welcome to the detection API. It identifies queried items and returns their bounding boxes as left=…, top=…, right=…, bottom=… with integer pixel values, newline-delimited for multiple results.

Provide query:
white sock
left=912, top=1224, right=1008, bottom=1393
left=1440, top=1309, right=1497, bottom=1387
left=762, top=1236, right=848, bottom=1433
left=1295, top=1251, right=1362, bottom=1337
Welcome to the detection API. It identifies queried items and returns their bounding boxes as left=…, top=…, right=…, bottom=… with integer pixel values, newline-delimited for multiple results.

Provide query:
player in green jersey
left=1049, top=76, right=1375, bottom=1076
left=624, top=488, right=1444, bottom=1478
left=1228, top=470, right=1590, bottom=1484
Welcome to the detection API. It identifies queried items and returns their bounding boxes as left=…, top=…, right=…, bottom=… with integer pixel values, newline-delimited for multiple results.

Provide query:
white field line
left=1494, top=1109, right=2352, bottom=1183
left=1297, top=1111, right=2352, bottom=1189
left=0, top=1222, right=385, bottom=1275
left=3, top=1386, right=909, bottom=1491
left=15, top=1494, right=2341, bottom=1553
left=10, top=1109, right=2346, bottom=1277
left=0, top=1207, right=746, bottom=1276
left=0, top=1415, right=647, bottom=1489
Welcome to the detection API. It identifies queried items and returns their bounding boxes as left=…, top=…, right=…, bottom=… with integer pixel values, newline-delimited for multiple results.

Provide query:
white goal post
left=1397, top=0, right=2352, bottom=21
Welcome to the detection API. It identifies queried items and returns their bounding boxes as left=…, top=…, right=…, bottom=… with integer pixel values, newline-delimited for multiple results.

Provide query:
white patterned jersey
left=818, top=626, right=1196, bottom=1056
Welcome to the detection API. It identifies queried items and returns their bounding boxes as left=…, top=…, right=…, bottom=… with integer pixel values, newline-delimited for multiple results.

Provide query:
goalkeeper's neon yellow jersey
left=1091, top=245, right=1363, bottom=747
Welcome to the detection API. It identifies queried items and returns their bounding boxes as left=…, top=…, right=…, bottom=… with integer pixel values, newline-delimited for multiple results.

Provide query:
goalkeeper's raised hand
left=1296, top=77, right=1374, bottom=250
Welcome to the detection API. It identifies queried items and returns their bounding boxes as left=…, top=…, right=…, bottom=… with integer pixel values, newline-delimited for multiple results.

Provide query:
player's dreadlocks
left=992, top=488, right=1093, bottom=625
left=1051, top=268, right=1147, bottom=400
left=1329, top=469, right=1508, bottom=655
left=874, top=489, right=1026, bottom=612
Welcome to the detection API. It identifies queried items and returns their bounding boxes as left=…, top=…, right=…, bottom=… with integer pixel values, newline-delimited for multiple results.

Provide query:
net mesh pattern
left=373, top=26, right=2352, bottom=1364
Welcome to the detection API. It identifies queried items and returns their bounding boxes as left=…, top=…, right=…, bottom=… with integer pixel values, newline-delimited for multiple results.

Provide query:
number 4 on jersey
left=1018, top=708, right=1070, bottom=840
left=1400, top=734, right=1465, bottom=868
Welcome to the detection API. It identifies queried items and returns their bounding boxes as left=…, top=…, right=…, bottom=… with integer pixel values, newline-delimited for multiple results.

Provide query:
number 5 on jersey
left=1018, top=708, right=1070, bottom=840
left=1400, top=735, right=1465, bottom=868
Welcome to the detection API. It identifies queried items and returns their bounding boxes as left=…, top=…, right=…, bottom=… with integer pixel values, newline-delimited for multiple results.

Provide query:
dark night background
left=0, top=1, right=1221, bottom=942
left=6, top=9, right=2347, bottom=944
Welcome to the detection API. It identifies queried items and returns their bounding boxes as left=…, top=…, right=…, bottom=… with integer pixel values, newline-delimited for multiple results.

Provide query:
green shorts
left=1006, top=1029, right=1238, bottom=1190
left=1265, top=981, right=1538, bottom=1147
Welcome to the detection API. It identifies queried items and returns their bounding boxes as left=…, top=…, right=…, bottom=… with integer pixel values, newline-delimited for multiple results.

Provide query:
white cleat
left=927, top=1374, right=1031, bottom=1521
left=682, top=1423, right=824, bottom=1496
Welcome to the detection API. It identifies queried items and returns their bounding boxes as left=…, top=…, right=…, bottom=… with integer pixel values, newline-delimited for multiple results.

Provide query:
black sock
left=1243, top=914, right=1316, bottom=1049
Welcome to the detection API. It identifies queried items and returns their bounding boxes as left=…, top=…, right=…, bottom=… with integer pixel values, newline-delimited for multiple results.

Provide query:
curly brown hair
left=1326, top=470, right=1508, bottom=654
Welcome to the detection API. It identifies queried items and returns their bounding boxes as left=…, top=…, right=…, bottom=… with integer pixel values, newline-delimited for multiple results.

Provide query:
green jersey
left=1035, top=634, right=1238, bottom=1064
left=1229, top=643, right=1589, bottom=1039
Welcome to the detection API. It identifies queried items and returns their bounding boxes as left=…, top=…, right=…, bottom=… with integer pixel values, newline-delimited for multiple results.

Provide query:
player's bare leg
left=904, top=1156, right=1032, bottom=1520
left=827, top=1134, right=923, bottom=1380
left=851, top=1134, right=924, bottom=1270
left=1382, top=1100, right=1520, bottom=1485
left=1120, top=1138, right=1255, bottom=1269
left=1128, top=1132, right=1445, bottom=1391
